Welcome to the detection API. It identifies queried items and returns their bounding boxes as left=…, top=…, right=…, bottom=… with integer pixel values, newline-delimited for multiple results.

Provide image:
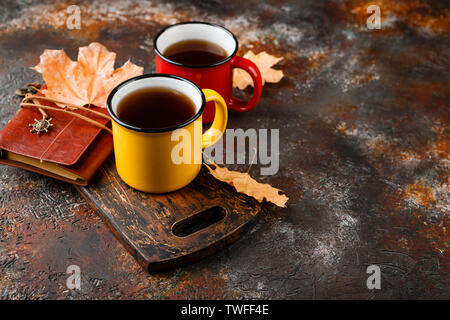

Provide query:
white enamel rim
left=106, top=74, right=206, bottom=133
left=154, top=21, right=239, bottom=68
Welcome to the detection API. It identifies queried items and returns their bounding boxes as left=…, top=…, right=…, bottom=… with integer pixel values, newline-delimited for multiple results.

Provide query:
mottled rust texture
left=0, top=0, right=448, bottom=299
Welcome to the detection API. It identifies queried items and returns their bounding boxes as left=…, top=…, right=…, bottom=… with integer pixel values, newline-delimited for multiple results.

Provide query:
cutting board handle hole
left=172, top=206, right=227, bottom=237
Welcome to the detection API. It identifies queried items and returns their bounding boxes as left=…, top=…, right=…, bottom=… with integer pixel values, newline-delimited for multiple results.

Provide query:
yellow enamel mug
left=106, top=74, right=227, bottom=193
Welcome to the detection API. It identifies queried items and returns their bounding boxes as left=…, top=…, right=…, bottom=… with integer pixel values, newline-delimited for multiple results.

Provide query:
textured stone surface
left=0, top=0, right=448, bottom=299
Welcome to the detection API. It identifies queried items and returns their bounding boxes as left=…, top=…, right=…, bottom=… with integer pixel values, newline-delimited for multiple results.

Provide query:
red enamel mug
left=154, top=21, right=263, bottom=123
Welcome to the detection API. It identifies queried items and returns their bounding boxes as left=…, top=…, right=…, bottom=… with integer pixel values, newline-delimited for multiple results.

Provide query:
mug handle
left=201, top=89, right=228, bottom=149
left=229, top=56, right=263, bottom=112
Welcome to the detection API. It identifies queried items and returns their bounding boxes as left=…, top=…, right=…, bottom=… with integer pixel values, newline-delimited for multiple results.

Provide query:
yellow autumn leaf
left=233, top=50, right=284, bottom=90
left=205, top=162, right=288, bottom=208
left=32, top=42, right=144, bottom=108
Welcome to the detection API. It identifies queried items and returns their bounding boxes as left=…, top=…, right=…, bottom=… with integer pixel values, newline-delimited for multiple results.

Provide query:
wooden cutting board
left=75, top=157, right=261, bottom=272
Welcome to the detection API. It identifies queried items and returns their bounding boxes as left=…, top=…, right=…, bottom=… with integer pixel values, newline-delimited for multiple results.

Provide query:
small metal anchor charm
left=29, top=116, right=53, bottom=134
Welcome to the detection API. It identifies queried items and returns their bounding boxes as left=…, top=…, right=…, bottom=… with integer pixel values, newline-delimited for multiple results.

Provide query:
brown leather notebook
left=0, top=98, right=113, bottom=186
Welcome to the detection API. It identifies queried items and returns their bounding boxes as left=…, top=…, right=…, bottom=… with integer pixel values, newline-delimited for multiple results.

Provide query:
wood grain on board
left=76, top=157, right=261, bottom=272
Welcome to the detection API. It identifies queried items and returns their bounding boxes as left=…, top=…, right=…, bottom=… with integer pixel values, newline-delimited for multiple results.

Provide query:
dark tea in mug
left=163, top=39, right=228, bottom=66
left=116, top=87, right=196, bottom=129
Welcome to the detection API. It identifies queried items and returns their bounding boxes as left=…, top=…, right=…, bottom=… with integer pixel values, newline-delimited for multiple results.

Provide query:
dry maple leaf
left=233, top=50, right=284, bottom=90
left=205, top=162, right=288, bottom=208
left=32, top=42, right=144, bottom=108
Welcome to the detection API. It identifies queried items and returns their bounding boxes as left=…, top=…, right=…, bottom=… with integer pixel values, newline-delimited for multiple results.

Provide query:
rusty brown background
left=0, top=0, right=448, bottom=299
